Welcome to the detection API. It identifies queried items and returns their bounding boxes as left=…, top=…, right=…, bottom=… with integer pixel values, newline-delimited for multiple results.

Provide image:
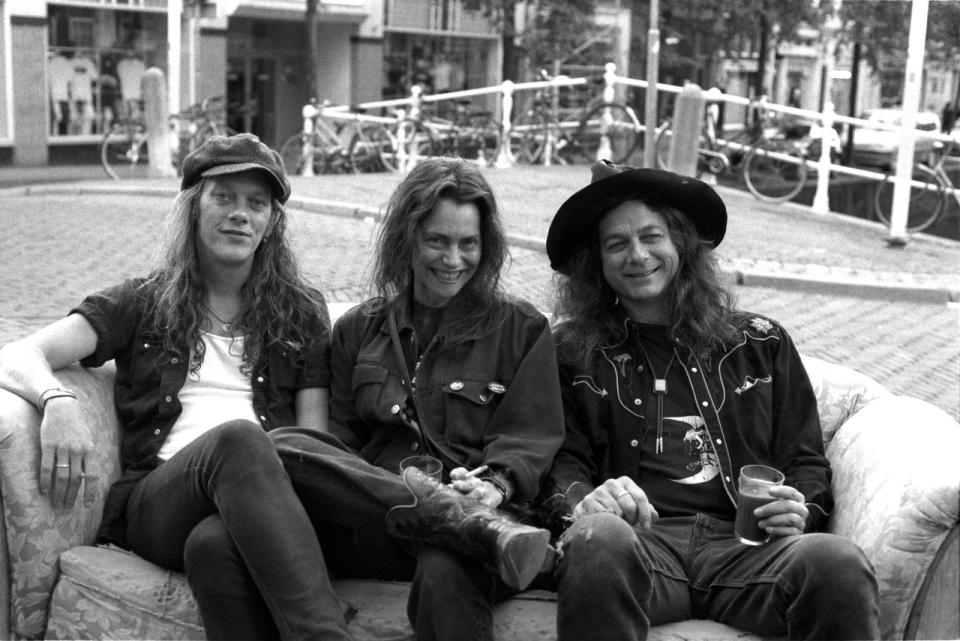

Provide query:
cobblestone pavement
left=1, top=190, right=957, bottom=420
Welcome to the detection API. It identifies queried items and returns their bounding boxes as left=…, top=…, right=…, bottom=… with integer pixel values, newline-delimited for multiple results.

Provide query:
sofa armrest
left=800, top=354, right=890, bottom=448
left=0, top=364, right=121, bottom=639
left=826, top=394, right=960, bottom=639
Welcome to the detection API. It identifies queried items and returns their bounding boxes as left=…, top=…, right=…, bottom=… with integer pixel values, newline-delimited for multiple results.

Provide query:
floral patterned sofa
left=0, top=351, right=957, bottom=640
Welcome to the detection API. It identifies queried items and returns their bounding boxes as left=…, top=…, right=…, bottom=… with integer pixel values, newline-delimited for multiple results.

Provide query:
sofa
left=0, top=352, right=957, bottom=640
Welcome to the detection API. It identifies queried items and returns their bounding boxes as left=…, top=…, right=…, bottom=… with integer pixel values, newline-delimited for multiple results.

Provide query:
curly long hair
left=142, top=180, right=329, bottom=374
left=366, top=157, right=509, bottom=347
left=554, top=198, right=738, bottom=362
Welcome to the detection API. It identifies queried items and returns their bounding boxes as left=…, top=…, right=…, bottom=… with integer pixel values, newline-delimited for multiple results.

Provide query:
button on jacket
left=328, top=296, right=564, bottom=501
left=546, top=310, right=832, bottom=533
left=72, top=278, right=330, bottom=545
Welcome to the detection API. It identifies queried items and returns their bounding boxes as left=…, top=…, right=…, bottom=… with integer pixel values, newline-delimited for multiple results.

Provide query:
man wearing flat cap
left=0, top=133, right=355, bottom=638
left=540, top=161, right=880, bottom=640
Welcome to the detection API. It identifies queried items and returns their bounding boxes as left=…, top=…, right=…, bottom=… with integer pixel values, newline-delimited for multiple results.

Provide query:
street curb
left=5, top=182, right=957, bottom=303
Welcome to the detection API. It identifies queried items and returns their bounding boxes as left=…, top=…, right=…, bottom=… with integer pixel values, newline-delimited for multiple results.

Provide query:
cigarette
left=463, top=464, right=489, bottom=478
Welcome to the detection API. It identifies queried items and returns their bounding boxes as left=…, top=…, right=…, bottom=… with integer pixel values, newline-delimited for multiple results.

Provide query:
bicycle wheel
left=655, top=127, right=673, bottom=169
left=572, top=103, right=640, bottom=164
left=101, top=121, right=149, bottom=180
left=873, top=163, right=945, bottom=232
left=454, top=114, right=502, bottom=167
left=508, top=110, right=549, bottom=164
left=279, top=133, right=322, bottom=176
left=742, top=142, right=808, bottom=203
left=349, top=124, right=397, bottom=173
left=396, top=119, right=437, bottom=163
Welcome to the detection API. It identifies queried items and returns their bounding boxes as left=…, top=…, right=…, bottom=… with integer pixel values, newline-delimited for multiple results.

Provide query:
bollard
left=142, top=67, right=175, bottom=178
left=301, top=100, right=320, bottom=177
left=811, top=101, right=835, bottom=214
left=496, top=80, right=515, bottom=168
left=667, top=83, right=705, bottom=178
left=595, top=63, right=618, bottom=161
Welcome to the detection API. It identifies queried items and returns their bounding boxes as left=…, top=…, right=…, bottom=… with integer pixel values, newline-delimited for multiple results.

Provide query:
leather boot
left=385, top=467, right=554, bottom=590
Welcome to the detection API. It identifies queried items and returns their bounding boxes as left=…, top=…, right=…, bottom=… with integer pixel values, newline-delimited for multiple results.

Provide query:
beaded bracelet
left=37, top=387, right=77, bottom=411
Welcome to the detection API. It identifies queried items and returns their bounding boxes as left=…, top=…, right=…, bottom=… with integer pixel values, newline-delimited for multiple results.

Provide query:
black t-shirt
left=631, top=324, right=734, bottom=521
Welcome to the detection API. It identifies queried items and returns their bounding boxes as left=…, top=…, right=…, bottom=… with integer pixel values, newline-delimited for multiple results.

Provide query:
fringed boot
left=385, top=467, right=554, bottom=590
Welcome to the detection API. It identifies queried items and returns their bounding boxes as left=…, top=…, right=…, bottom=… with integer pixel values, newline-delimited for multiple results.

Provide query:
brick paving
left=1, top=171, right=958, bottom=420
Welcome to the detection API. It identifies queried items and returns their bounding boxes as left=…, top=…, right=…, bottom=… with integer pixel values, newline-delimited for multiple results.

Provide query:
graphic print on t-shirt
left=665, top=415, right=720, bottom=485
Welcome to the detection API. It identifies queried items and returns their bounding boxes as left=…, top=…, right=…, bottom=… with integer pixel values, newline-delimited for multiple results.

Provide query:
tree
left=306, top=0, right=323, bottom=99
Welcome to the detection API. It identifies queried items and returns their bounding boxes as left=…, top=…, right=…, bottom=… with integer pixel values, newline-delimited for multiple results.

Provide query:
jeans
left=270, top=426, right=509, bottom=641
left=555, top=512, right=880, bottom=641
left=124, top=420, right=352, bottom=641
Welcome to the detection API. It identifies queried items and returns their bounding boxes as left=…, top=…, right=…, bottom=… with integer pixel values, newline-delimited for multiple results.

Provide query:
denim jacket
left=545, top=310, right=832, bottom=533
left=328, top=295, right=564, bottom=501
left=73, top=278, right=330, bottom=545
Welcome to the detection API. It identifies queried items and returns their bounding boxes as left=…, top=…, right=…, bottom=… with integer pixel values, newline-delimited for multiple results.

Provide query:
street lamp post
left=643, top=0, right=660, bottom=169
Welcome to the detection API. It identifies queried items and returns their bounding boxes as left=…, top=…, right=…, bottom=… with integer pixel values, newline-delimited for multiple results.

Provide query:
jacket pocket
left=351, top=363, right=407, bottom=426
left=440, top=379, right=508, bottom=448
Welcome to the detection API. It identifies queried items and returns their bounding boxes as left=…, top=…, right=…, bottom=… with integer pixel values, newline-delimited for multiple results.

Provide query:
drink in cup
left=399, top=455, right=444, bottom=483
left=734, top=464, right=785, bottom=545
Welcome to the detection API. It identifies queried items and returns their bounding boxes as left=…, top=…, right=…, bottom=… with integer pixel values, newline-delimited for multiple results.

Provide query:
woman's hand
left=448, top=466, right=504, bottom=508
left=39, top=398, right=96, bottom=509
left=755, top=485, right=809, bottom=538
left=573, top=476, right=659, bottom=529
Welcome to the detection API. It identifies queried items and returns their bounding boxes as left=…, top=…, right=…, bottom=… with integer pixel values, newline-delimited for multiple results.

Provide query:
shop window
left=47, top=5, right=165, bottom=138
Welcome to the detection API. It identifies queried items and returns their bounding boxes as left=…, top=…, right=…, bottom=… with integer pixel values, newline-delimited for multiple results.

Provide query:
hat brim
left=546, top=168, right=727, bottom=273
left=201, top=163, right=290, bottom=202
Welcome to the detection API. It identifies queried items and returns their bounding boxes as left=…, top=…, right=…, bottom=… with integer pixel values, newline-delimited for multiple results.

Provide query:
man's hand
left=39, top=398, right=96, bottom=509
left=755, top=485, right=809, bottom=538
left=449, top=467, right=504, bottom=508
left=573, top=476, right=659, bottom=529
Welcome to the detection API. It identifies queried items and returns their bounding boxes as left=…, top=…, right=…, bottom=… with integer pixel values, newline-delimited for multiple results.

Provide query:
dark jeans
left=270, top=426, right=510, bottom=641
left=124, top=420, right=352, bottom=641
left=554, top=512, right=880, bottom=641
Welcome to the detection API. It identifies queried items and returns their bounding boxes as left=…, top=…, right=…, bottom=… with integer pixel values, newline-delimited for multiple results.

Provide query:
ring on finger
left=615, top=490, right=630, bottom=500
left=55, top=463, right=70, bottom=469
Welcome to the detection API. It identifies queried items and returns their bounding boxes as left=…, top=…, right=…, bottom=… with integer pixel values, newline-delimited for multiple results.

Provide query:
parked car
left=850, top=108, right=941, bottom=169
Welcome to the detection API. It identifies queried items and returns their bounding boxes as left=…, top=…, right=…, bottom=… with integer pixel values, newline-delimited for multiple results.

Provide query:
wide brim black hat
left=546, top=161, right=727, bottom=274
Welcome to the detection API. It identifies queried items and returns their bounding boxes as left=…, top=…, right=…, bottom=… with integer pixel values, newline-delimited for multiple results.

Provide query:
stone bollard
left=667, top=83, right=705, bottom=178
left=142, top=67, right=175, bottom=177
left=496, top=80, right=515, bottom=168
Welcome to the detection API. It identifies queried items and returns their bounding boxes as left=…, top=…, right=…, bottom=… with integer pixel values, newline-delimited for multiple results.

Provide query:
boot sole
left=497, top=526, right=552, bottom=590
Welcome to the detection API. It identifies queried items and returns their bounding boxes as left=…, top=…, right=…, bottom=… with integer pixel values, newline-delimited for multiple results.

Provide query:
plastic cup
left=399, top=455, right=443, bottom=483
left=734, top=464, right=785, bottom=545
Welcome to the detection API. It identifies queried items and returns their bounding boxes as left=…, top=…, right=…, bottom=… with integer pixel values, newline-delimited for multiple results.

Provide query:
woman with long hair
left=0, top=134, right=353, bottom=639
left=271, top=157, right=564, bottom=641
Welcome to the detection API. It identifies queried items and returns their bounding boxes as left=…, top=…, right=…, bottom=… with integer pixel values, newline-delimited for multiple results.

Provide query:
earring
left=614, top=295, right=620, bottom=306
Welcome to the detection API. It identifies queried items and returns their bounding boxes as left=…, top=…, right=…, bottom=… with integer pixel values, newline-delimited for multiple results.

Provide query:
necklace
left=201, top=302, right=239, bottom=334
left=636, top=343, right=676, bottom=454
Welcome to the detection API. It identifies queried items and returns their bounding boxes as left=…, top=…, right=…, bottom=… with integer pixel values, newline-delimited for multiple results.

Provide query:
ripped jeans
left=554, top=512, right=880, bottom=641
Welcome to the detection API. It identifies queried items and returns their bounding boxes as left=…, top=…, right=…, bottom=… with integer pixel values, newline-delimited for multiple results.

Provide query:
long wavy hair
left=141, top=180, right=329, bottom=374
left=554, top=197, right=738, bottom=363
left=365, top=157, right=509, bottom=348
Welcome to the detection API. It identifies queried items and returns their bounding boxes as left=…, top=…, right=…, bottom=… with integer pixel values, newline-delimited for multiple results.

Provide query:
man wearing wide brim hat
left=539, top=161, right=880, bottom=641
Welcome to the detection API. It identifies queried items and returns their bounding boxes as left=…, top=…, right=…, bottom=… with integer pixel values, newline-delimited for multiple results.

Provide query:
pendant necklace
left=202, top=302, right=239, bottom=334
left=637, top=344, right=676, bottom=454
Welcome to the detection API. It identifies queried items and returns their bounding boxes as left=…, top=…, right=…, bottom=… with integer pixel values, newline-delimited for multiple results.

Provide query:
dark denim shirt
left=328, top=295, right=564, bottom=501
left=546, top=310, right=832, bottom=533
left=72, top=278, right=330, bottom=545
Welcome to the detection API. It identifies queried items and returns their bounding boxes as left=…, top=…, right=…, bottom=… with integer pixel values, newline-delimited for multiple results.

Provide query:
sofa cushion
left=800, top=354, right=889, bottom=447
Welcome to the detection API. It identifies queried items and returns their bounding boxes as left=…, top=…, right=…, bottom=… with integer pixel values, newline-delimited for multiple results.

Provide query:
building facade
left=0, top=0, right=498, bottom=167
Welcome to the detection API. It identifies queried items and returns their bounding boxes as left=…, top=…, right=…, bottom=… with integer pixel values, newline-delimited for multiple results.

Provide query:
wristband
left=37, top=387, right=77, bottom=411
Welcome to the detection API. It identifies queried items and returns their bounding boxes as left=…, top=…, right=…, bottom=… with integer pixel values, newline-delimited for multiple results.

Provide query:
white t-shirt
left=157, top=333, right=259, bottom=461
left=70, top=56, right=98, bottom=103
left=117, top=57, right=146, bottom=101
left=49, top=55, right=73, bottom=102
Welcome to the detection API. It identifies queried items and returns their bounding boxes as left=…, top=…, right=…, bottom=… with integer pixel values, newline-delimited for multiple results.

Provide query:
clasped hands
left=572, top=476, right=808, bottom=537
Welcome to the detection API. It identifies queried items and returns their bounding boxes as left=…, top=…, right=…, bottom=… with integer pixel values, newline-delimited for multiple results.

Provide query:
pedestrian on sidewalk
left=0, top=133, right=355, bottom=639
left=270, top=156, right=563, bottom=641
left=539, top=160, right=881, bottom=640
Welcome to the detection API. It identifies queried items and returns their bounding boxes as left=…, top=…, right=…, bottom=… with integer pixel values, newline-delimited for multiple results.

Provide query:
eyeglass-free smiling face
left=598, top=200, right=679, bottom=325
left=195, top=170, right=274, bottom=273
left=412, top=198, right=481, bottom=308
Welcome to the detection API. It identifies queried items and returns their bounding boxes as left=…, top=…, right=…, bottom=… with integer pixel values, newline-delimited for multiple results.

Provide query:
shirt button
left=715, top=439, right=722, bottom=445
left=725, top=476, right=732, bottom=482
left=411, top=442, right=420, bottom=451
left=450, top=381, right=464, bottom=391
left=633, top=398, right=642, bottom=406
left=171, top=357, right=178, bottom=364
left=630, top=439, right=639, bottom=447
left=390, top=404, right=401, bottom=415
left=164, top=395, right=172, bottom=403
left=153, top=429, right=161, bottom=436
left=691, top=367, right=697, bottom=373
left=143, top=343, right=150, bottom=349
left=701, top=401, right=708, bottom=407
left=259, top=415, right=266, bottom=422
left=256, top=376, right=264, bottom=383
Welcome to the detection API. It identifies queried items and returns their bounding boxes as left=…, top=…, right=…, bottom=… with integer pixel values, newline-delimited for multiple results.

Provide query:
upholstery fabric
left=799, top=354, right=889, bottom=447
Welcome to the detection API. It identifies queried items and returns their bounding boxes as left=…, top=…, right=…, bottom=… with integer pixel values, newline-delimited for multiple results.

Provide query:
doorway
left=227, top=57, right=277, bottom=145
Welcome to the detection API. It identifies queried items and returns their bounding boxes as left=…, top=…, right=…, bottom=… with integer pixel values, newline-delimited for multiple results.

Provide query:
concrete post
left=143, top=67, right=175, bottom=178
left=812, top=101, right=835, bottom=214
left=496, top=80, right=515, bottom=168
left=301, top=100, right=319, bottom=177
left=668, top=83, right=704, bottom=177
left=395, top=108, right=409, bottom=173
left=596, top=63, right=617, bottom=161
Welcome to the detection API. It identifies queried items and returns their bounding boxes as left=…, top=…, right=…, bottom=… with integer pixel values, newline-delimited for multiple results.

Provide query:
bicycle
left=278, top=99, right=398, bottom=176
left=418, top=99, right=503, bottom=167
left=101, top=96, right=233, bottom=180
left=873, top=138, right=958, bottom=232
left=509, top=70, right=641, bottom=166
left=655, top=100, right=813, bottom=203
